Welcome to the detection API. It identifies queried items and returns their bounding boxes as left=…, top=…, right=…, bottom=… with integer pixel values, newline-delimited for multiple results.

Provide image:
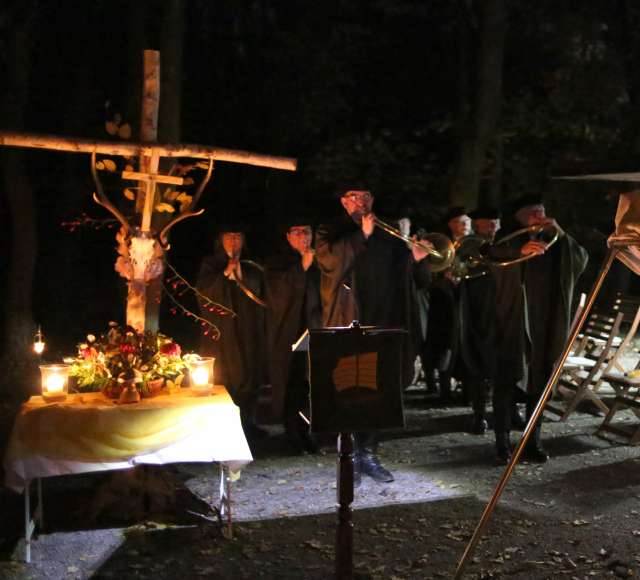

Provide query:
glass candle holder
left=190, top=357, right=215, bottom=395
left=39, top=364, right=70, bottom=402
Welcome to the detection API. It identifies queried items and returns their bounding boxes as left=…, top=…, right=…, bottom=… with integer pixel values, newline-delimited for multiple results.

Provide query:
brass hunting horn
left=373, top=217, right=455, bottom=273
left=448, top=222, right=561, bottom=280
left=488, top=222, right=560, bottom=267
left=450, top=235, right=492, bottom=280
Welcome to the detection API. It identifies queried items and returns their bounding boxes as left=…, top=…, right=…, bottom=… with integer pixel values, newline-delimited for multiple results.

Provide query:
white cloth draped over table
left=3, top=386, right=253, bottom=493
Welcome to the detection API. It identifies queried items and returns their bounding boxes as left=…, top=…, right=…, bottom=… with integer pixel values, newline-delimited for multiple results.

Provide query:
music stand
left=307, top=322, right=406, bottom=580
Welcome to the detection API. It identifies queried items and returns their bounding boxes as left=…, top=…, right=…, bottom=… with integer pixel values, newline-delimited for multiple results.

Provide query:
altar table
left=3, top=386, right=253, bottom=562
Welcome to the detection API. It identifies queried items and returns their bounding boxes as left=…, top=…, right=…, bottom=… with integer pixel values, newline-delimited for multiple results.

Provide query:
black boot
left=439, top=372, right=452, bottom=404
left=359, top=451, right=394, bottom=483
left=511, top=405, right=526, bottom=430
left=425, top=368, right=438, bottom=394
left=472, top=413, right=488, bottom=435
left=470, top=377, right=488, bottom=434
left=522, top=424, right=548, bottom=463
left=495, top=432, right=511, bottom=464
left=352, top=454, right=362, bottom=488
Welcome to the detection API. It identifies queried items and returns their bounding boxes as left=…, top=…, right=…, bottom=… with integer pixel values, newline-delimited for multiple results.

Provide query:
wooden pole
left=336, top=432, right=354, bottom=580
left=454, top=247, right=620, bottom=579
left=138, top=49, right=160, bottom=223
left=127, top=51, right=162, bottom=333
left=0, top=131, right=298, bottom=171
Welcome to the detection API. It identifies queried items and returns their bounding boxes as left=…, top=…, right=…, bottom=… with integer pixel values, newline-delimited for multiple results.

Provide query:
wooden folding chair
left=595, top=301, right=640, bottom=444
left=593, top=303, right=640, bottom=382
left=597, top=369, right=640, bottom=445
left=611, top=291, right=640, bottom=323
left=563, top=306, right=620, bottom=372
left=546, top=311, right=624, bottom=420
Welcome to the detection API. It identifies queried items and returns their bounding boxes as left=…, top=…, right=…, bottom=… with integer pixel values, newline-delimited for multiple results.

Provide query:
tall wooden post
left=127, top=50, right=161, bottom=333
left=336, top=432, right=354, bottom=580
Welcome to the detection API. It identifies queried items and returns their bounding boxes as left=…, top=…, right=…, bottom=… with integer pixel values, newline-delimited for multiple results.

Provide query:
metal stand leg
left=218, top=464, right=233, bottom=539
left=36, top=478, right=44, bottom=529
left=24, top=480, right=31, bottom=563
left=336, top=432, right=354, bottom=580
left=23, top=478, right=44, bottom=563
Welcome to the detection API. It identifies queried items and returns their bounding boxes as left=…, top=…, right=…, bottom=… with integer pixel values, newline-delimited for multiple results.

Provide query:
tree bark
left=449, top=0, right=505, bottom=209
left=617, top=1, right=640, bottom=157
left=1, top=2, right=38, bottom=397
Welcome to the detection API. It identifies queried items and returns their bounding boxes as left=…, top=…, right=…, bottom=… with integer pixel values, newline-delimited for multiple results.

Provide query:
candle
left=192, top=367, right=209, bottom=387
left=45, top=373, right=65, bottom=393
left=190, top=357, right=215, bottom=395
left=40, top=364, right=70, bottom=402
left=33, top=326, right=45, bottom=355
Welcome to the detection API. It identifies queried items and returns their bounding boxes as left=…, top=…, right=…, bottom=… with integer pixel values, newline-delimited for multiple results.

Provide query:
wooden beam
left=0, top=131, right=298, bottom=171
left=553, top=172, right=640, bottom=182
left=141, top=153, right=160, bottom=232
left=138, top=50, right=161, bottom=216
left=141, top=50, right=160, bottom=145
left=121, top=170, right=184, bottom=185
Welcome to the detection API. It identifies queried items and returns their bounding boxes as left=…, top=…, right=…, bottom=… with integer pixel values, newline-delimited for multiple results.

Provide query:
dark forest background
left=2, top=0, right=640, bottom=395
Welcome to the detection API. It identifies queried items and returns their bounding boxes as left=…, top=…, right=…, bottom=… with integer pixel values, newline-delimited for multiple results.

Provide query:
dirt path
left=2, top=394, right=640, bottom=579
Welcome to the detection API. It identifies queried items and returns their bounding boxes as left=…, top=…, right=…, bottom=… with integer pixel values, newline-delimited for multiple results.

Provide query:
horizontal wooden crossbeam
left=121, top=170, right=184, bottom=185
left=0, top=131, right=298, bottom=171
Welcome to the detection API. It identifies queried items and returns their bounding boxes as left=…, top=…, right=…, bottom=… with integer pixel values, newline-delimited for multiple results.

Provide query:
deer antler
left=158, top=157, right=214, bottom=249
left=91, top=151, right=130, bottom=235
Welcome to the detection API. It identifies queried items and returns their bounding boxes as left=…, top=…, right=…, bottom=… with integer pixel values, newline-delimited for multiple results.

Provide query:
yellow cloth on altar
left=11, top=387, right=233, bottom=463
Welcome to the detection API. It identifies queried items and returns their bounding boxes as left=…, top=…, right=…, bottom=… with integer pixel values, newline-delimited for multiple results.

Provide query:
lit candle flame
left=33, top=326, right=45, bottom=355
left=45, top=373, right=65, bottom=393
left=191, top=367, right=209, bottom=387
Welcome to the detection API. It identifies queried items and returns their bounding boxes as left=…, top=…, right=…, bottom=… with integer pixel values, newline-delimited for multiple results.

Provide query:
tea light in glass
left=190, top=357, right=214, bottom=395
left=39, top=364, right=70, bottom=402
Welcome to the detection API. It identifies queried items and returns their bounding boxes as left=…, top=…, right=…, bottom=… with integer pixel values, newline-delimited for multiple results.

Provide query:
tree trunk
left=449, top=0, right=505, bottom=209
left=618, top=1, right=640, bottom=157
left=1, top=3, right=38, bottom=397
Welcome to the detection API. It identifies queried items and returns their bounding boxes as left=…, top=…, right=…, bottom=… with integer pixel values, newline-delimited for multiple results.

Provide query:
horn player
left=490, top=194, right=587, bottom=463
left=422, top=206, right=470, bottom=407
left=197, top=223, right=267, bottom=442
left=265, top=216, right=322, bottom=455
left=315, top=188, right=433, bottom=486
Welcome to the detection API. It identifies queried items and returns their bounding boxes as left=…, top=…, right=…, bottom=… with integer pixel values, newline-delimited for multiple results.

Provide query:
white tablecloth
left=3, top=386, right=253, bottom=492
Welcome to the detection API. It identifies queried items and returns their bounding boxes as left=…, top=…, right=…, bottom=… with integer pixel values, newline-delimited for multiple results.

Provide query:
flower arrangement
left=67, top=322, right=197, bottom=397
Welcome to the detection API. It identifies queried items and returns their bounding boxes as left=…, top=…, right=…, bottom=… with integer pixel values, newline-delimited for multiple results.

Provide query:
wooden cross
left=122, top=163, right=184, bottom=232
left=0, top=50, right=297, bottom=332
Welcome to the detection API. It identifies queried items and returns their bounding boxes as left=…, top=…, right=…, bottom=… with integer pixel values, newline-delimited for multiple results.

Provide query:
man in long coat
left=457, top=206, right=502, bottom=434
left=491, top=195, right=587, bottom=462
left=197, top=225, right=266, bottom=438
left=315, top=189, right=431, bottom=484
left=265, top=218, right=322, bottom=454
left=517, top=195, right=588, bottom=461
left=424, top=207, right=471, bottom=403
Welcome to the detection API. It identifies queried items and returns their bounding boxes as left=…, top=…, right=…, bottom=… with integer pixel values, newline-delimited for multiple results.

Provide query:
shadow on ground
left=3, top=495, right=638, bottom=579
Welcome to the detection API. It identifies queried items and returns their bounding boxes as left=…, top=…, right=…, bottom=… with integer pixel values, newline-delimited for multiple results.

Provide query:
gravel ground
left=2, top=387, right=640, bottom=579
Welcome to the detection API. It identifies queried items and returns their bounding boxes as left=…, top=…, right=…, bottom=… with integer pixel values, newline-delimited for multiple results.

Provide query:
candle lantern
left=33, top=326, right=45, bottom=356
left=190, top=357, right=215, bottom=395
left=39, top=364, right=70, bottom=402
